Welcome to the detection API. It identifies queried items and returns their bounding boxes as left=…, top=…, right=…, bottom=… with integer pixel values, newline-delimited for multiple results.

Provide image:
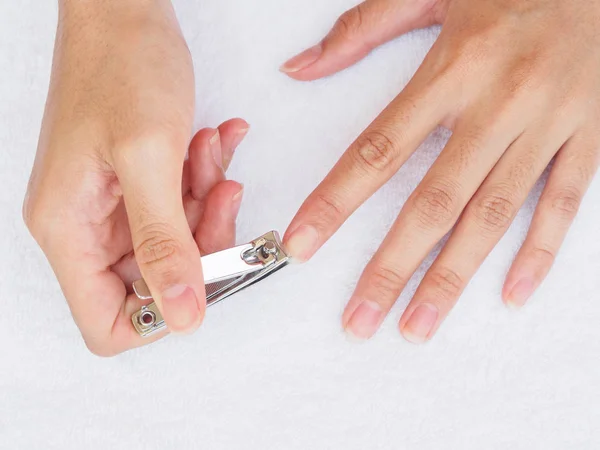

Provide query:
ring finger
left=342, top=100, right=528, bottom=339
left=398, top=119, right=575, bottom=343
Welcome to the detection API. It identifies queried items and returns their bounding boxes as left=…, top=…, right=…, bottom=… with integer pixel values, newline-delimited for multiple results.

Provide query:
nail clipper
left=131, top=231, right=290, bottom=337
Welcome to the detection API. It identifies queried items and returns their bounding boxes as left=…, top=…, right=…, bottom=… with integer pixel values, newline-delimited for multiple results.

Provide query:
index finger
left=283, top=70, right=448, bottom=261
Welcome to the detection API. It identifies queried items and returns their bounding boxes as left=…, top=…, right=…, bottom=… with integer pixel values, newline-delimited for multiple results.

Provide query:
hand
left=23, top=0, right=249, bottom=356
left=282, top=0, right=600, bottom=342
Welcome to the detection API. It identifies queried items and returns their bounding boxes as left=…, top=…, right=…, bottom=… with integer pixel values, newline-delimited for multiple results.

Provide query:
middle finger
left=343, top=100, right=527, bottom=339
left=400, top=118, right=573, bottom=343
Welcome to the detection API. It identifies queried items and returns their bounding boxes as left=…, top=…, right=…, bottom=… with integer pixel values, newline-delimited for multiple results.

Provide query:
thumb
left=115, top=135, right=205, bottom=334
left=280, top=0, right=443, bottom=81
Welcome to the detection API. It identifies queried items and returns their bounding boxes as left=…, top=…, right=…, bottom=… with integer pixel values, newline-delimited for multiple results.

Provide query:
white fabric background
left=1, top=0, right=599, bottom=448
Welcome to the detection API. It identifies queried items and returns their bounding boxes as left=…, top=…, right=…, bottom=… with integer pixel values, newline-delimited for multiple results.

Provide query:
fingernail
left=232, top=126, right=249, bottom=150
left=344, top=329, right=368, bottom=344
left=280, top=43, right=323, bottom=73
left=506, top=278, right=535, bottom=309
left=224, top=127, right=249, bottom=170
left=232, top=185, right=244, bottom=216
left=285, top=225, right=320, bottom=262
left=210, top=130, right=222, bottom=169
left=401, top=304, right=439, bottom=344
left=161, top=284, right=200, bottom=333
left=345, top=301, right=384, bottom=340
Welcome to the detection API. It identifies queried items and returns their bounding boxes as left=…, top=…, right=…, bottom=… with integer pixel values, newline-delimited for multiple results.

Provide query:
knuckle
left=22, top=196, right=48, bottom=241
left=366, top=264, right=407, bottom=303
left=427, top=266, right=464, bottom=301
left=134, top=224, right=182, bottom=271
left=429, top=0, right=450, bottom=23
left=507, top=152, right=538, bottom=182
left=529, top=245, right=556, bottom=266
left=546, top=186, right=582, bottom=219
left=335, top=5, right=365, bottom=41
left=448, top=126, right=488, bottom=170
left=448, top=36, right=492, bottom=72
left=412, top=180, right=461, bottom=229
left=445, top=22, right=514, bottom=74
left=112, top=129, right=186, bottom=168
left=505, top=59, right=544, bottom=96
left=351, top=130, right=398, bottom=173
left=312, top=191, right=347, bottom=225
left=22, top=196, right=37, bottom=233
left=472, top=192, right=517, bottom=233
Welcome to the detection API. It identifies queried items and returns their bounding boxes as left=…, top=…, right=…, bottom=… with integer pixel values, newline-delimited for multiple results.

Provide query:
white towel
left=1, top=0, right=599, bottom=448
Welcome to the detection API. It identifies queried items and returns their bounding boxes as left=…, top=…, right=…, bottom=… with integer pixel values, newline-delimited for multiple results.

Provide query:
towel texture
left=1, top=0, right=599, bottom=448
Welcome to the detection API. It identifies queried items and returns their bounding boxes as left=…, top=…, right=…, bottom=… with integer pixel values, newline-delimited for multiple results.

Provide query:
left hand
left=281, top=0, right=600, bottom=342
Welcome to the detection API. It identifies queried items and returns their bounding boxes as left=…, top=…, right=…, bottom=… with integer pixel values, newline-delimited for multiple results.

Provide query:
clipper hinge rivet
left=262, top=241, right=278, bottom=257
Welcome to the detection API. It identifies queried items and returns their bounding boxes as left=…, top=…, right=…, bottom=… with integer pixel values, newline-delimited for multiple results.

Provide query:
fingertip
left=502, top=259, right=538, bottom=309
left=400, top=329, right=429, bottom=345
left=281, top=68, right=327, bottom=82
left=280, top=45, right=350, bottom=82
left=279, top=39, right=370, bottom=82
left=134, top=246, right=207, bottom=338
left=190, top=127, right=217, bottom=155
left=204, top=180, right=244, bottom=205
left=503, top=277, right=535, bottom=309
left=343, top=300, right=384, bottom=340
left=280, top=43, right=323, bottom=75
left=501, top=277, right=516, bottom=306
left=217, top=119, right=249, bottom=171
left=281, top=0, right=437, bottom=82
left=343, top=329, right=369, bottom=344
left=283, top=224, right=320, bottom=263
left=399, top=303, right=439, bottom=344
left=232, top=184, right=244, bottom=216
left=161, top=284, right=206, bottom=334
left=218, top=118, right=250, bottom=133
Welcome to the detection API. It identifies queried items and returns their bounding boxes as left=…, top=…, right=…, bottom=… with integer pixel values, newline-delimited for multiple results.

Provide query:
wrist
left=58, top=0, right=173, bottom=20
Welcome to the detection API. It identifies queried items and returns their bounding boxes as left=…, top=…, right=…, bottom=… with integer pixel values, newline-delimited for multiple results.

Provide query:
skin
left=282, top=0, right=600, bottom=342
left=24, top=0, right=249, bottom=356
left=26, top=0, right=600, bottom=355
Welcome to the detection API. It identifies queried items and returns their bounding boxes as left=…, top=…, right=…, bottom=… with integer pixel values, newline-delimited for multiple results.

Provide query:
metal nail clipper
left=131, top=231, right=290, bottom=337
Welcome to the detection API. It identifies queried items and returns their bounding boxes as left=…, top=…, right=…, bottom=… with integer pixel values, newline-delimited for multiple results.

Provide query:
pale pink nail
left=280, top=44, right=323, bottom=73
left=231, top=127, right=249, bottom=151
left=232, top=186, right=244, bottom=216
left=223, top=127, right=249, bottom=170
left=345, top=301, right=384, bottom=340
left=209, top=130, right=222, bottom=169
left=284, top=225, right=320, bottom=262
left=161, top=284, right=200, bottom=333
left=506, top=278, right=535, bottom=308
left=402, top=304, right=439, bottom=344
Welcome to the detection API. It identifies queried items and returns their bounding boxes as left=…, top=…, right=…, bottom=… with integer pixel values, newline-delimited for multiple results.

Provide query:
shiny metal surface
left=131, top=231, right=290, bottom=337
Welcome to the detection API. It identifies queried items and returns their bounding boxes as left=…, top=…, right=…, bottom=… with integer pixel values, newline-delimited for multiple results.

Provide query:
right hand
left=23, top=0, right=249, bottom=356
